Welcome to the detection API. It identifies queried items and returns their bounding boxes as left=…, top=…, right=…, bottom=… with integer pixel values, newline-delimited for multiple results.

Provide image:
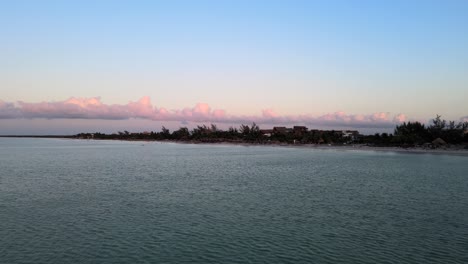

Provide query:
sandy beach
left=153, top=140, right=468, bottom=157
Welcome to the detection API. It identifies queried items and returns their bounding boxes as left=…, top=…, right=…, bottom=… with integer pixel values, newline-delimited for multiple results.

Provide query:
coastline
left=3, top=135, right=467, bottom=157
left=292, top=144, right=468, bottom=157
left=187, top=141, right=468, bottom=157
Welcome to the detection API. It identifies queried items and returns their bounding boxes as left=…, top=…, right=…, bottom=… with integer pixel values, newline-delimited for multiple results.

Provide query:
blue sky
left=1, top=0, right=467, bottom=134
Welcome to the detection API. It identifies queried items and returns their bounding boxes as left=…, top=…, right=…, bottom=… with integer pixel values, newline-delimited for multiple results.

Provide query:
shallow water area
left=1, top=138, right=467, bottom=263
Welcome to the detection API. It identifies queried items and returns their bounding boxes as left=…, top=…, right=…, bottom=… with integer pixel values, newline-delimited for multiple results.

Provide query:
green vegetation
left=75, top=116, right=468, bottom=147
left=76, top=123, right=356, bottom=144
left=358, top=115, right=468, bottom=146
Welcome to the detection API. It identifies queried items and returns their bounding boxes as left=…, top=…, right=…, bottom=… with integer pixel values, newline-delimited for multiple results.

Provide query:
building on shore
left=293, top=126, right=308, bottom=137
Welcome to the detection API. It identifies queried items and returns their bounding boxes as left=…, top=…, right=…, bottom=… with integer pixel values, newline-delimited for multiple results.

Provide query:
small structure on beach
left=260, top=129, right=273, bottom=137
left=293, top=126, right=308, bottom=136
left=273, top=127, right=288, bottom=135
left=432, top=138, right=447, bottom=147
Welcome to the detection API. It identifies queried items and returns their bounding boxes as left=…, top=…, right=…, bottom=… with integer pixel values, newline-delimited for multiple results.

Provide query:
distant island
left=2, top=115, right=467, bottom=150
left=70, top=115, right=468, bottom=149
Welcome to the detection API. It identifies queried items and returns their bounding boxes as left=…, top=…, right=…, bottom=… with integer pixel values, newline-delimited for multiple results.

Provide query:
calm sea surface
left=1, top=138, right=467, bottom=264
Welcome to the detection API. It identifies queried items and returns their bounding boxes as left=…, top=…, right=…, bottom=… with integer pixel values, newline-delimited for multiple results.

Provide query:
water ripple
left=1, top=138, right=468, bottom=263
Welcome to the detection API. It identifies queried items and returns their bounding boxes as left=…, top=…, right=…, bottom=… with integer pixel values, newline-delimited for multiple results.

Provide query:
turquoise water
left=1, top=138, right=467, bottom=263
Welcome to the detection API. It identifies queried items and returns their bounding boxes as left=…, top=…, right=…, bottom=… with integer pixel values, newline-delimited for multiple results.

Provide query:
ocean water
left=1, top=138, right=467, bottom=264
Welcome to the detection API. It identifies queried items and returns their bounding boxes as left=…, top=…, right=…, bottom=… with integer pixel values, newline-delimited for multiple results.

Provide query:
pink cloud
left=127, top=96, right=154, bottom=118
left=0, top=96, right=443, bottom=129
left=371, top=112, right=390, bottom=122
left=64, top=97, right=103, bottom=107
left=0, top=100, right=21, bottom=118
left=192, top=103, right=211, bottom=116
left=17, top=97, right=130, bottom=119
left=262, top=109, right=279, bottom=118
left=212, top=109, right=226, bottom=119
left=393, top=114, right=407, bottom=123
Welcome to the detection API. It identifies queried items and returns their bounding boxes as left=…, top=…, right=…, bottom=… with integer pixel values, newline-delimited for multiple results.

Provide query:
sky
left=1, top=0, right=467, bottom=134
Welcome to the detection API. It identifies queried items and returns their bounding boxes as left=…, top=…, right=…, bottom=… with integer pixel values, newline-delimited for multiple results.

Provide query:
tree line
left=363, top=115, right=468, bottom=146
left=76, top=115, right=468, bottom=146
left=77, top=123, right=354, bottom=144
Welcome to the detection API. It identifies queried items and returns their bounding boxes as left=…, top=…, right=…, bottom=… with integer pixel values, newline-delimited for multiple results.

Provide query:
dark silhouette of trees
left=393, top=121, right=430, bottom=145
left=239, top=124, right=250, bottom=135
left=427, top=115, right=466, bottom=144
left=76, top=115, right=467, bottom=147
left=428, top=115, right=446, bottom=139
left=238, top=123, right=262, bottom=141
left=160, top=126, right=171, bottom=139
left=172, top=127, right=190, bottom=140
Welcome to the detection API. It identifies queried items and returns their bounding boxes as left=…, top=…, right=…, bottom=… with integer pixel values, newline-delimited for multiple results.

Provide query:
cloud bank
left=1, top=96, right=410, bottom=128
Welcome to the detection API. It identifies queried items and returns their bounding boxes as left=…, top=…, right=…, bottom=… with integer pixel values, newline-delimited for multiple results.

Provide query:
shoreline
left=2, top=135, right=467, bottom=157
left=182, top=141, right=468, bottom=157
